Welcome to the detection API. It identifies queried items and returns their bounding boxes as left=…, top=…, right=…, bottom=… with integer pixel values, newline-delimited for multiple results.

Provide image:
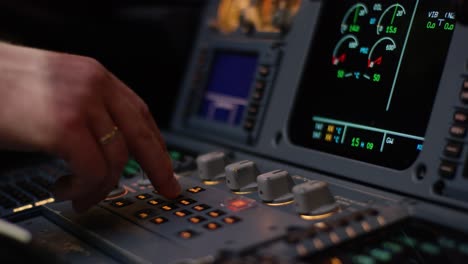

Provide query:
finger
left=104, top=94, right=180, bottom=199
left=88, top=104, right=129, bottom=200
left=51, top=124, right=108, bottom=212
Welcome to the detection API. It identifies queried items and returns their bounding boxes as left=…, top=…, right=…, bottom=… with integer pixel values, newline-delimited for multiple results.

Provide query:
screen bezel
left=287, top=0, right=457, bottom=170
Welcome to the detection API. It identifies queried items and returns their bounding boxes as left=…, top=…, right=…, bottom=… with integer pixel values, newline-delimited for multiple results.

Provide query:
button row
left=243, top=65, right=271, bottom=132
left=440, top=79, right=468, bottom=180
left=177, top=216, right=242, bottom=239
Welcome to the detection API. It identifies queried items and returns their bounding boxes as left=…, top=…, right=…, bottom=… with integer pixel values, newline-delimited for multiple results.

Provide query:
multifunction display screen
left=198, top=51, right=258, bottom=126
left=289, top=0, right=455, bottom=169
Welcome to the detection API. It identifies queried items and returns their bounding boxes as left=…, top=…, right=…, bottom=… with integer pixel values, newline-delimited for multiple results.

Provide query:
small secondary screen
left=198, top=51, right=258, bottom=126
left=289, top=0, right=456, bottom=169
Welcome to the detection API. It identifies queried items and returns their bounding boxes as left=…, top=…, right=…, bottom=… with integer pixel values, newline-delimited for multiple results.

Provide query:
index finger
left=105, top=92, right=180, bottom=199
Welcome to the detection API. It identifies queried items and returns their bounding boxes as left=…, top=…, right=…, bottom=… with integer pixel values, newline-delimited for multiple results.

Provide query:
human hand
left=0, top=42, right=180, bottom=212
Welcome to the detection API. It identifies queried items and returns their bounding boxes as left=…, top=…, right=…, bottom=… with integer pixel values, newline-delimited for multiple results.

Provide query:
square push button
left=150, top=217, right=168, bottom=225
left=178, top=198, right=197, bottom=206
left=192, top=204, right=211, bottom=212
left=204, top=222, right=222, bottom=231
left=161, top=204, right=179, bottom=211
left=188, top=216, right=206, bottom=224
left=111, top=199, right=132, bottom=208
left=174, top=210, right=192, bottom=218
left=147, top=199, right=165, bottom=206
left=222, top=216, right=242, bottom=225
left=136, top=193, right=153, bottom=200
left=187, top=186, right=205, bottom=194
left=134, top=209, right=155, bottom=220
left=178, top=230, right=198, bottom=240
left=207, top=210, right=226, bottom=218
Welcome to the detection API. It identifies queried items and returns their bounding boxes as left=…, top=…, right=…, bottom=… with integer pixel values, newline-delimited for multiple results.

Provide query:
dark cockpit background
left=0, top=0, right=205, bottom=129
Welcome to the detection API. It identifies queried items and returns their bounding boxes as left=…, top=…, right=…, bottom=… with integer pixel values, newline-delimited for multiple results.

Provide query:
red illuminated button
left=224, top=197, right=256, bottom=212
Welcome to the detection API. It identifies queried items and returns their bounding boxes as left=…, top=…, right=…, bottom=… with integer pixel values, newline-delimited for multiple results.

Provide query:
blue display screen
left=198, top=51, right=258, bottom=126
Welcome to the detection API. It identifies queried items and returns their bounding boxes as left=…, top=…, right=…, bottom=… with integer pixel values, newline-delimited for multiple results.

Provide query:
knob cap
left=292, top=181, right=338, bottom=215
left=225, top=160, right=259, bottom=192
left=196, top=151, right=227, bottom=181
left=257, top=170, right=294, bottom=203
left=137, top=170, right=151, bottom=186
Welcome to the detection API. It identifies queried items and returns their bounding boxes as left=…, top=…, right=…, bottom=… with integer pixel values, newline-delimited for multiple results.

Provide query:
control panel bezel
left=171, top=1, right=468, bottom=211
left=179, top=39, right=281, bottom=144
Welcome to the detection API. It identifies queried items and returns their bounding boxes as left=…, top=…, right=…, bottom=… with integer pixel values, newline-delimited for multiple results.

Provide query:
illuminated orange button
left=111, top=199, right=132, bottom=208
left=178, top=230, right=197, bottom=239
left=151, top=217, right=168, bottom=225
left=207, top=210, right=225, bottom=218
left=187, top=186, right=205, bottom=194
left=192, top=204, right=211, bottom=211
left=138, top=213, right=149, bottom=219
left=174, top=210, right=192, bottom=218
left=204, top=222, right=221, bottom=231
left=188, top=216, right=206, bottom=224
left=178, top=199, right=196, bottom=206
left=222, top=216, right=241, bottom=225
left=147, top=199, right=164, bottom=206
left=161, top=204, right=178, bottom=211
left=136, top=193, right=152, bottom=200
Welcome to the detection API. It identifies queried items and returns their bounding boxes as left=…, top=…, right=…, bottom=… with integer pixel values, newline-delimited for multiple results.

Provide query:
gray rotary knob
left=292, top=181, right=338, bottom=215
left=137, top=169, right=151, bottom=186
left=257, top=170, right=295, bottom=203
left=196, top=151, right=227, bottom=181
left=225, top=160, right=259, bottom=192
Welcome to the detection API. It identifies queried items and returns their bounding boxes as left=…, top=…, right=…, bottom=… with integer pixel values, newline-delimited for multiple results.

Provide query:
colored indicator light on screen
left=337, top=70, right=345, bottom=78
left=349, top=24, right=360, bottom=32
left=373, top=74, right=381, bottom=82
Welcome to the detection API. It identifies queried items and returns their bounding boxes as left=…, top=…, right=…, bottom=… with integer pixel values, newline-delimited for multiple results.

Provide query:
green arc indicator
left=377, top=3, right=407, bottom=35
left=341, top=3, right=369, bottom=34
